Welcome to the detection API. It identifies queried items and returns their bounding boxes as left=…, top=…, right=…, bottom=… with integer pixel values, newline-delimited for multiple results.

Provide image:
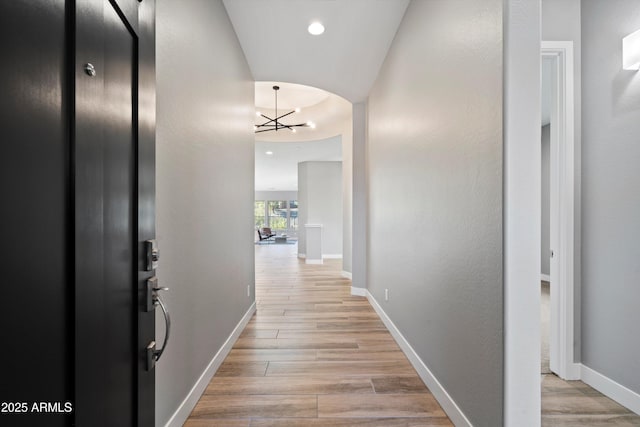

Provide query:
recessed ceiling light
left=308, top=22, right=325, bottom=35
left=265, top=151, right=273, bottom=155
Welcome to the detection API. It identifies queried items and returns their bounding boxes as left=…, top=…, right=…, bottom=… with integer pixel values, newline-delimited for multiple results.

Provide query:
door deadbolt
left=145, top=239, right=159, bottom=271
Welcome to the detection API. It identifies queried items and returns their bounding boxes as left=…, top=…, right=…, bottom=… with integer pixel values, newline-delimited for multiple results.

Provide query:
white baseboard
left=305, top=259, right=323, bottom=265
left=350, top=286, right=366, bottom=296
left=164, top=302, right=256, bottom=427
left=323, top=254, right=343, bottom=259
left=541, top=274, right=551, bottom=282
left=565, top=362, right=582, bottom=380
left=580, top=364, right=640, bottom=415
left=366, top=292, right=472, bottom=427
left=341, top=271, right=352, bottom=280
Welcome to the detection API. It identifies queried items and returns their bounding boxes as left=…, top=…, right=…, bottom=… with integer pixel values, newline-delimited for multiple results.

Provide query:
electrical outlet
left=384, top=289, right=389, bottom=301
left=247, top=285, right=251, bottom=297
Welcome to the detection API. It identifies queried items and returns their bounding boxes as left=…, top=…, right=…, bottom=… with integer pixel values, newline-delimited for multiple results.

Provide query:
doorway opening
left=253, top=81, right=352, bottom=268
left=540, top=41, right=578, bottom=381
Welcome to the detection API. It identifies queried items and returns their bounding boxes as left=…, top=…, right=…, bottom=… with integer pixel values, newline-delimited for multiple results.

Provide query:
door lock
left=145, top=239, right=159, bottom=271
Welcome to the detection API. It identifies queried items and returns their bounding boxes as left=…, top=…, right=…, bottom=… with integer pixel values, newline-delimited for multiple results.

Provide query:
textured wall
left=367, top=0, right=504, bottom=425
left=581, top=0, right=640, bottom=394
left=156, top=0, right=255, bottom=424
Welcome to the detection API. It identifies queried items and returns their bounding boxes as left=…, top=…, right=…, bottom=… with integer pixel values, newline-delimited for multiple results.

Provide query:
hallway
left=185, top=244, right=452, bottom=426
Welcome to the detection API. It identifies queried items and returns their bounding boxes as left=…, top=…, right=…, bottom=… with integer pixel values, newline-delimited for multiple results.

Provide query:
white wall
left=581, top=0, right=640, bottom=396
left=156, top=0, right=255, bottom=425
left=298, top=161, right=343, bottom=257
left=367, top=1, right=504, bottom=425
left=342, top=116, right=353, bottom=276
left=351, top=103, right=367, bottom=289
left=503, top=0, right=542, bottom=425
left=255, top=190, right=297, bottom=201
left=541, top=124, right=551, bottom=277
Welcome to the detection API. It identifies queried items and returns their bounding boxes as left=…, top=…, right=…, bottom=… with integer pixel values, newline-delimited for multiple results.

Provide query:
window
left=254, top=201, right=265, bottom=229
left=289, top=200, right=298, bottom=231
left=267, top=200, right=287, bottom=232
left=254, top=199, right=299, bottom=238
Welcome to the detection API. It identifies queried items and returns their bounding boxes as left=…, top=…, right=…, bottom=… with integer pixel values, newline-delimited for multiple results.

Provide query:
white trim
left=350, top=286, right=366, bottom=296
left=164, top=302, right=256, bottom=427
left=541, top=274, right=551, bottom=282
left=305, top=259, right=323, bottom=265
left=367, top=291, right=472, bottom=427
left=341, top=271, right=352, bottom=279
left=323, top=254, right=342, bottom=259
left=297, top=253, right=306, bottom=259
left=581, top=364, right=640, bottom=415
left=542, top=41, right=577, bottom=381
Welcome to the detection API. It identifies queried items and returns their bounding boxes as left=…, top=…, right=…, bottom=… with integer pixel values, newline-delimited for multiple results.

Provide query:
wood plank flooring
left=542, top=374, right=640, bottom=426
left=540, top=282, right=640, bottom=425
left=186, top=243, right=452, bottom=426
left=185, top=243, right=640, bottom=426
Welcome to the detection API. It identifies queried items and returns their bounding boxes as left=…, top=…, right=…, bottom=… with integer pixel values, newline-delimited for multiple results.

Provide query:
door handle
left=152, top=294, right=171, bottom=363
left=145, top=278, right=171, bottom=370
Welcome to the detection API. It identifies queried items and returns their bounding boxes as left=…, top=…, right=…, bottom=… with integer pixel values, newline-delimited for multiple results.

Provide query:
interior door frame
left=74, top=0, right=156, bottom=425
left=541, top=41, right=579, bottom=380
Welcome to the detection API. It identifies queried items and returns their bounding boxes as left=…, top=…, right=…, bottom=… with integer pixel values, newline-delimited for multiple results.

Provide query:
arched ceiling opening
left=255, top=81, right=351, bottom=142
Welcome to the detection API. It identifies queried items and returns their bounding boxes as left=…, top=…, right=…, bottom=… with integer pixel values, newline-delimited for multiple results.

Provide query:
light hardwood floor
left=185, top=243, right=452, bottom=426
left=540, top=285, right=640, bottom=426
left=185, top=243, right=640, bottom=426
left=542, top=374, right=640, bottom=426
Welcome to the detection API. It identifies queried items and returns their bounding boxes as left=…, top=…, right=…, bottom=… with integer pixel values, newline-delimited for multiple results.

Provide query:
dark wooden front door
left=0, top=1, right=155, bottom=426
left=75, top=1, right=156, bottom=426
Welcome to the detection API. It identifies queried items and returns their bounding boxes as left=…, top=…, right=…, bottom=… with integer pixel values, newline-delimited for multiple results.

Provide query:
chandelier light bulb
left=292, top=128, right=297, bottom=133
left=307, top=121, right=316, bottom=129
left=295, top=107, right=301, bottom=113
left=256, top=111, right=262, bottom=117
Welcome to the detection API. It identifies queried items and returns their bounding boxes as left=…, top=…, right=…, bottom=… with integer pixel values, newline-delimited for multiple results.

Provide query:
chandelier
left=255, top=85, right=315, bottom=134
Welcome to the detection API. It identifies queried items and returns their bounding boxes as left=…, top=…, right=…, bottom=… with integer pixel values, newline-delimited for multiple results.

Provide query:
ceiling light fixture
left=255, top=85, right=315, bottom=134
left=265, top=151, right=273, bottom=155
left=308, top=22, right=325, bottom=35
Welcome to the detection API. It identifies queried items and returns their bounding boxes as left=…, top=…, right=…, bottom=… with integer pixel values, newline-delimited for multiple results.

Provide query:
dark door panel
left=75, top=0, right=155, bottom=426
left=2, top=0, right=155, bottom=425
left=0, top=1, right=70, bottom=426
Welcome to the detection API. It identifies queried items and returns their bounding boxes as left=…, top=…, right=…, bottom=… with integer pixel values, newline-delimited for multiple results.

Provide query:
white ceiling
left=256, top=81, right=329, bottom=110
left=255, top=136, right=342, bottom=191
left=223, top=0, right=410, bottom=102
